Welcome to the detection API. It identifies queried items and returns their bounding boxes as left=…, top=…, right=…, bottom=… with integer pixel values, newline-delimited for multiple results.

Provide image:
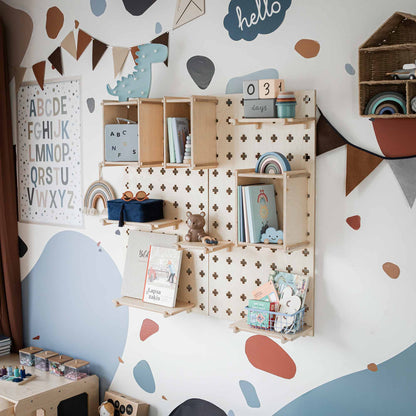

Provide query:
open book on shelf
left=142, top=245, right=183, bottom=307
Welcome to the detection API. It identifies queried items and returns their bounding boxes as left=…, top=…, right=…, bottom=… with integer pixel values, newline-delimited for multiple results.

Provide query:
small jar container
left=19, top=346, right=43, bottom=367
left=64, top=359, right=89, bottom=380
left=276, top=92, right=297, bottom=118
left=34, top=350, right=58, bottom=371
left=49, top=355, right=72, bottom=376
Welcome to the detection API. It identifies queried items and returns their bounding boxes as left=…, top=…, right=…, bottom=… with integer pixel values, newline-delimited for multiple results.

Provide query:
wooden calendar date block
left=243, top=80, right=259, bottom=99
left=259, top=79, right=285, bottom=99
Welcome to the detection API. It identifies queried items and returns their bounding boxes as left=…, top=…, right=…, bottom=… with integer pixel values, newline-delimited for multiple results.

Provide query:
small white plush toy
left=275, top=286, right=302, bottom=333
left=98, top=401, right=114, bottom=416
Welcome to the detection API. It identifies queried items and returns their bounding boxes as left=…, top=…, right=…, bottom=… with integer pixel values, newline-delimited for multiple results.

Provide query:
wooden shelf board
left=102, top=161, right=139, bottom=167
left=101, top=218, right=182, bottom=231
left=237, top=241, right=309, bottom=252
left=230, top=319, right=313, bottom=343
left=165, top=162, right=191, bottom=168
left=360, top=113, right=416, bottom=119
left=176, top=241, right=233, bottom=254
left=229, top=117, right=315, bottom=129
left=102, top=100, right=138, bottom=106
left=360, top=80, right=416, bottom=85
left=113, top=296, right=194, bottom=317
left=236, top=169, right=309, bottom=179
left=361, top=43, right=416, bottom=52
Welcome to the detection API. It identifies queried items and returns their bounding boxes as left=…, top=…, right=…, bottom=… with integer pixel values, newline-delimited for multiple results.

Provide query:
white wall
left=10, top=0, right=416, bottom=414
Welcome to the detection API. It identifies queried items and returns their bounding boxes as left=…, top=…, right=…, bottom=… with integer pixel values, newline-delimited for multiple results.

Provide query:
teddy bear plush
left=185, top=211, right=208, bottom=242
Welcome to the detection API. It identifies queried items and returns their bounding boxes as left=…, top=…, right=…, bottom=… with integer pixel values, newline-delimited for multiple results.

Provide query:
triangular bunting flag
left=388, top=159, right=416, bottom=207
left=92, top=38, right=108, bottom=70
left=346, top=145, right=383, bottom=196
left=130, top=46, right=140, bottom=63
left=14, top=67, right=26, bottom=90
left=32, top=61, right=46, bottom=90
left=112, top=46, right=129, bottom=77
left=151, top=32, right=169, bottom=66
left=61, top=31, right=77, bottom=59
left=173, top=0, right=205, bottom=29
left=48, top=47, right=63, bottom=75
left=77, top=29, right=92, bottom=60
left=317, top=112, right=346, bottom=155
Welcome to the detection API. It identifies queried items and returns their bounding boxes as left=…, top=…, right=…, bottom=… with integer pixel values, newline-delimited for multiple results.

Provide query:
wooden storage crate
left=235, top=169, right=309, bottom=253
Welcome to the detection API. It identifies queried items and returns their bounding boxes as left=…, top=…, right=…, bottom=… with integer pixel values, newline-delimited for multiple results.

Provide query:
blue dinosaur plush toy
left=107, top=43, right=168, bottom=102
left=261, top=227, right=284, bottom=244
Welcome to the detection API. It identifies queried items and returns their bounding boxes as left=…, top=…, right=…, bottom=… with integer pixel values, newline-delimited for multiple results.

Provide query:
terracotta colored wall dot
left=382, top=262, right=400, bottom=279
left=367, top=363, right=378, bottom=372
left=295, top=39, right=320, bottom=58
left=346, top=215, right=361, bottom=230
left=245, top=335, right=296, bottom=379
left=46, top=6, right=64, bottom=39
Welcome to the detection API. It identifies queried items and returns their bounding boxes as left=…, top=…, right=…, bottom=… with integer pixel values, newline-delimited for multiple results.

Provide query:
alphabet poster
left=17, top=79, right=83, bottom=226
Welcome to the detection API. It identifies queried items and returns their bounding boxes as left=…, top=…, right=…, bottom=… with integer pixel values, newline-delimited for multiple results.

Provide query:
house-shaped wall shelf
left=359, top=11, right=416, bottom=118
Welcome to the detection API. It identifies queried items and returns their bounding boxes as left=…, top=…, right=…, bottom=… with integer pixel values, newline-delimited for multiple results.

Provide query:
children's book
left=167, top=118, right=176, bottom=163
left=143, top=245, right=183, bottom=307
left=242, top=186, right=250, bottom=242
left=252, top=281, right=279, bottom=304
left=172, top=118, right=189, bottom=163
left=122, top=231, right=179, bottom=299
left=244, top=184, right=278, bottom=243
left=272, top=271, right=309, bottom=307
left=238, top=185, right=245, bottom=242
left=247, top=299, right=277, bottom=329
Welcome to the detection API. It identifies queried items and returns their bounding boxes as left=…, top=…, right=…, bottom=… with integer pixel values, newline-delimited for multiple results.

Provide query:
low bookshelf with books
left=235, top=169, right=310, bottom=252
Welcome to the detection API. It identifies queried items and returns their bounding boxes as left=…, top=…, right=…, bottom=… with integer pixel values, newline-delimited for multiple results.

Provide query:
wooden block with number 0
left=259, top=79, right=285, bottom=98
left=243, top=80, right=259, bottom=99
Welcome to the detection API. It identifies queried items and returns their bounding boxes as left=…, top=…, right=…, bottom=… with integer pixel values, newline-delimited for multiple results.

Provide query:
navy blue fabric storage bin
left=107, top=199, right=163, bottom=226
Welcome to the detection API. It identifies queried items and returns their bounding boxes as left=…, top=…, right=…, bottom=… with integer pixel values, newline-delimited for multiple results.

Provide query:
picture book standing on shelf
left=239, top=184, right=278, bottom=243
left=143, top=245, right=183, bottom=307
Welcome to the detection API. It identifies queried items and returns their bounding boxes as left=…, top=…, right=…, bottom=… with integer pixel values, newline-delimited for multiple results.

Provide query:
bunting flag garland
left=16, top=25, right=169, bottom=104
left=32, top=61, right=46, bottom=90
left=60, top=31, right=77, bottom=59
left=48, top=47, right=63, bottom=75
left=316, top=112, right=346, bottom=156
left=77, top=29, right=92, bottom=60
left=130, top=45, right=140, bottom=62
left=346, top=145, right=383, bottom=196
left=387, top=159, right=416, bottom=207
left=92, top=38, right=108, bottom=70
left=317, top=109, right=416, bottom=205
left=112, top=47, right=130, bottom=77
left=14, top=67, right=26, bottom=90
left=151, top=32, right=169, bottom=66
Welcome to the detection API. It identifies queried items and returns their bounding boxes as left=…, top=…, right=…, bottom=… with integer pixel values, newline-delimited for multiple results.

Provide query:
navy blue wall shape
left=224, top=0, right=292, bottom=41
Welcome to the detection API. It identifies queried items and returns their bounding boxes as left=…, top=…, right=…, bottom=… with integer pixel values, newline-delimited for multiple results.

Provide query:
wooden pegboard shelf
left=113, top=296, right=194, bottom=317
left=236, top=241, right=309, bottom=253
left=101, top=218, right=182, bottom=231
left=176, top=240, right=234, bottom=254
left=235, top=169, right=310, bottom=253
left=230, top=319, right=313, bottom=343
left=228, top=117, right=315, bottom=129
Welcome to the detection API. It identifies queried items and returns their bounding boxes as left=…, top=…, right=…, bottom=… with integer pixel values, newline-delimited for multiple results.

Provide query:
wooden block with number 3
left=259, top=79, right=285, bottom=99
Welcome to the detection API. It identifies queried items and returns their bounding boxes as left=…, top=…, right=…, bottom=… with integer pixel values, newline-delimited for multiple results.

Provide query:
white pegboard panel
left=123, top=91, right=316, bottom=327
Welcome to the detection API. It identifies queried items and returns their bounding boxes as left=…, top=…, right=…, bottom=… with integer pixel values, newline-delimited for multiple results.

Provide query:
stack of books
left=237, top=183, right=278, bottom=243
left=167, top=117, right=190, bottom=164
left=0, top=335, right=12, bottom=357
